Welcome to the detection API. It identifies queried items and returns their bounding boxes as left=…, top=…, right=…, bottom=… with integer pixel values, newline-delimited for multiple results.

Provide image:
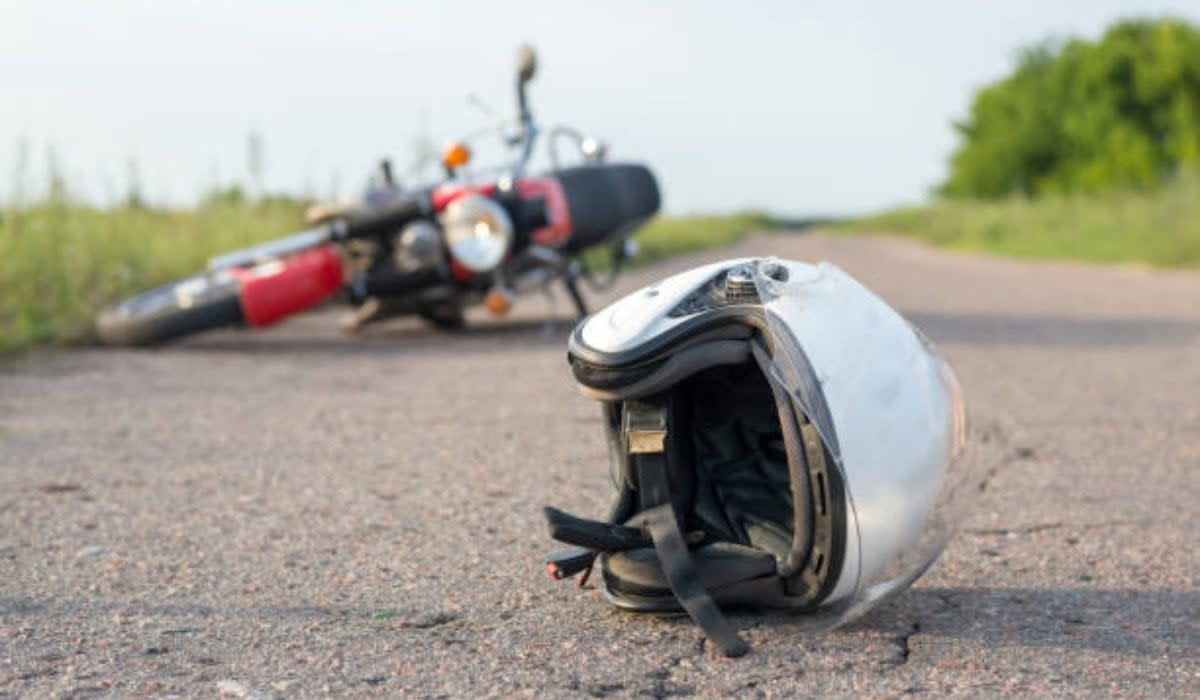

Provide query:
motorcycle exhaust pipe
left=362, top=267, right=445, bottom=297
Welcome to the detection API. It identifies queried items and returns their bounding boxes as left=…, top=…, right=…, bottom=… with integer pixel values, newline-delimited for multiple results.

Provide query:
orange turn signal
left=483, top=287, right=513, bottom=316
left=442, top=142, right=471, bottom=170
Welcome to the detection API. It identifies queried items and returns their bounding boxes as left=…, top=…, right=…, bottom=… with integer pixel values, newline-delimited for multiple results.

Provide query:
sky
left=2, top=1, right=1198, bottom=216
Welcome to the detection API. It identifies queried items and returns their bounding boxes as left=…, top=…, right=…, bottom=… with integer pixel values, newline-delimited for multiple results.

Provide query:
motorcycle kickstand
left=562, top=267, right=589, bottom=319
left=340, top=297, right=384, bottom=333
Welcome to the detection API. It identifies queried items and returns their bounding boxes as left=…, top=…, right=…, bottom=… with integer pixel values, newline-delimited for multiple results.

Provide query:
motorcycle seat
left=554, top=163, right=661, bottom=252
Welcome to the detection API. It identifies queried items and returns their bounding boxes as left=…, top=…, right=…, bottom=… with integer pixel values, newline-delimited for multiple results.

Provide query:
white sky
left=2, top=0, right=1198, bottom=215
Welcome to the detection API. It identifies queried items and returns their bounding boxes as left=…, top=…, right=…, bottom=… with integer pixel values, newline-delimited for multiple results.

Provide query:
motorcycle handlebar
left=517, top=76, right=531, bottom=127
left=207, top=194, right=428, bottom=272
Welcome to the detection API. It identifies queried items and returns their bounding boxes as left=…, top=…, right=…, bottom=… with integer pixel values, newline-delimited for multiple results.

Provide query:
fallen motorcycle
left=95, top=45, right=660, bottom=346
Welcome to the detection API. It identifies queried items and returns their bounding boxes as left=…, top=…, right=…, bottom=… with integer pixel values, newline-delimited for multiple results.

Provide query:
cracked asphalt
left=1, top=233, right=1197, bottom=697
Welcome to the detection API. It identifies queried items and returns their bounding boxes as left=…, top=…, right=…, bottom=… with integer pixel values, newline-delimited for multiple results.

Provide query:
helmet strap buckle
left=622, top=400, right=667, bottom=454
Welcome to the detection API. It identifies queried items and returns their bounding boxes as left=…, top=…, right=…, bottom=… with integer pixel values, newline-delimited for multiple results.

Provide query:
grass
left=623, top=211, right=774, bottom=266
left=0, top=199, right=771, bottom=355
left=835, top=176, right=1200, bottom=268
left=580, top=211, right=774, bottom=275
left=0, top=197, right=307, bottom=354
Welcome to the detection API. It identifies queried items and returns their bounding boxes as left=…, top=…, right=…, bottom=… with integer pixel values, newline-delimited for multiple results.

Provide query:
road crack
left=977, top=444, right=1038, bottom=493
left=965, top=519, right=1149, bottom=536
left=890, top=622, right=920, bottom=666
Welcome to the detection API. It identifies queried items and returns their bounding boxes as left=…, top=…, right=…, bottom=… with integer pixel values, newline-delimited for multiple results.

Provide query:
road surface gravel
left=1, top=233, right=1197, bottom=697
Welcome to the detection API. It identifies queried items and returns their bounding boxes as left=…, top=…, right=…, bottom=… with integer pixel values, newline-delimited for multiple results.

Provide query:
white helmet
left=543, top=258, right=978, bottom=656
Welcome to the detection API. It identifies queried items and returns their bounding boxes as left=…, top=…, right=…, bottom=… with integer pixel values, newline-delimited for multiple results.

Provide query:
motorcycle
left=95, top=45, right=660, bottom=346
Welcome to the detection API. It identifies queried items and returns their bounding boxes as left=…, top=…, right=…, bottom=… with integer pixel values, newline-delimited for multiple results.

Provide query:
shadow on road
left=4, top=586, right=1193, bottom=660
left=170, top=317, right=580, bottom=357
left=906, top=311, right=1200, bottom=348
left=841, top=586, right=1197, bottom=656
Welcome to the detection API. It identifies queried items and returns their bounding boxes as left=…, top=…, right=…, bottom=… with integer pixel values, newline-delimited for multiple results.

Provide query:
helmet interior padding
left=668, top=361, right=799, bottom=559
left=598, top=358, right=815, bottom=608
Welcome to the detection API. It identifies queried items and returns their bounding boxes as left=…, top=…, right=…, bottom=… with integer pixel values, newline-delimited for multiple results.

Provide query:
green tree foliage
left=941, top=18, right=1200, bottom=198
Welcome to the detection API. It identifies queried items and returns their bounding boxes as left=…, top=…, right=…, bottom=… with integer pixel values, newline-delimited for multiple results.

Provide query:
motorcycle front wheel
left=95, top=272, right=244, bottom=346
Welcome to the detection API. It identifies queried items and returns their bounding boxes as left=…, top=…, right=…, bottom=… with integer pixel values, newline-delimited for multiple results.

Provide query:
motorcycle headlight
left=440, top=194, right=513, bottom=273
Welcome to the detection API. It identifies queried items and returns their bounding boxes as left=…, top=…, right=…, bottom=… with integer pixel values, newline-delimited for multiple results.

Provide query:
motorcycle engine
left=393, top=220, right=445, bottom=272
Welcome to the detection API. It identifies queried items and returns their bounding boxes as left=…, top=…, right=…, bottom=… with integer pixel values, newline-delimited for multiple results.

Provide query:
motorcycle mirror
left=581, top=137, right=608, bottom=162
left=377, top=159, right=395, bottom=187
left=517, top=44, right=537, bottom=84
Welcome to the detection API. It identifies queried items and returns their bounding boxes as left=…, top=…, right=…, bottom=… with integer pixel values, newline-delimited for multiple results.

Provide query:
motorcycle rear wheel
left=95, top=273, right=244, bottom=346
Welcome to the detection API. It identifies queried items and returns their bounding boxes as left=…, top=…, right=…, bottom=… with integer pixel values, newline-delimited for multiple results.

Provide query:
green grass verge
left=0, top=202, right=771, bottom=355
left=624, top=211, right=774, bottom=266
left=834, top=176, right=1200, bottom=268
left=581, top=211, right=774, bottom=274
left=0, top=199, right=307, bottom=354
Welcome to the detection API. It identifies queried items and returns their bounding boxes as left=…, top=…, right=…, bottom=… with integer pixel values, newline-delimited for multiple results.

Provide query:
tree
left=941, top=18, right=1200, bottom=198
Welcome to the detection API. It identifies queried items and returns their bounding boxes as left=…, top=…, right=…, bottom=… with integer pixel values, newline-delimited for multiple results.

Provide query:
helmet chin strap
left=626, top=402, right=750, bottom=658
left=542, top=400, right=750, bottom=657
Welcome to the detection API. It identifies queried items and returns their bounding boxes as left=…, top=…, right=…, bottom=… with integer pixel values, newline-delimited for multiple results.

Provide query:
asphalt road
left=1, top=233, right=1197, bottom=698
